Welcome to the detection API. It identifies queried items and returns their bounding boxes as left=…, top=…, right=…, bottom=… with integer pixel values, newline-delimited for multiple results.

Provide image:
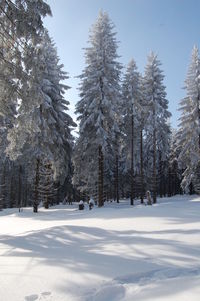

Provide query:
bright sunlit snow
left=0, top=195, right=200, bottom=301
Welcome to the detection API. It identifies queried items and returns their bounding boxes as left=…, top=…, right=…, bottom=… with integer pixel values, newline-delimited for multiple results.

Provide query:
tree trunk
left=23, top=177, right=27, bottom=207
left=167, top=166, right=172, bottom=197
left=130, top=114, right=134, bottom=205
left=98, top=145, right=104, bottom=207
left=0, top=165, right=3, bottom=211
left=10, top=173, right=15, bottom=208
left=174, top=161, right=179, bottom=195
left=56, top=181, right=60, bottom=205
left=44, top=162, right=51, bottom=209
left=33, top=158, right=40, bottom=213
left=140, top=129, right=144, bottom=204
left=152, top=128, right=157, bottom=203
left=0, top=162, right=6, bottom=210
left=158, top=151, right=163, bottom=197
left=115, top=154, right=119, bottom=203
left=44, top=195, right=49, bottom=209
left=18, top=165, right=22, bottom=212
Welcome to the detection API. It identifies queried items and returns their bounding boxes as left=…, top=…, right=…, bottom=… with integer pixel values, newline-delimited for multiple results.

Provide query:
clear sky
left=44, top=0, right=200, bottom=129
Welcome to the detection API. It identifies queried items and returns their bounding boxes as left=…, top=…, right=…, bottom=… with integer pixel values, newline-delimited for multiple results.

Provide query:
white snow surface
left=0, top=195, right=200, bottom=301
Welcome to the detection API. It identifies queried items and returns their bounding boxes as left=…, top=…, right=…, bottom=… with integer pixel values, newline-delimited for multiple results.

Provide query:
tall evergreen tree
left=0, top=0, right=51, bottom=211
left=177, top=46, right=200, bottom=192
left=0, top=0, right=51, bottom=112
left=7, top=31, right=75, bottom=212
left=168, top=129, right=182, bottom=196
left=122, top=59, right=142, bottom=205
left=143, top=52, right=171, bottom=203
left=74, top=11, right=122, bottom=207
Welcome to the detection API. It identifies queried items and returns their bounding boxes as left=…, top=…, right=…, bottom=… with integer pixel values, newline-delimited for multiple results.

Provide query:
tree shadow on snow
left=0, top=223, right=200, bottom=297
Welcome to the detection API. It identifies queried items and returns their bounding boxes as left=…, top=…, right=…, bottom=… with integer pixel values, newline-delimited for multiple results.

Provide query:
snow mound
left=85, top=267, right=200, bottom=301
left=115, top=267, right=200, bottom=284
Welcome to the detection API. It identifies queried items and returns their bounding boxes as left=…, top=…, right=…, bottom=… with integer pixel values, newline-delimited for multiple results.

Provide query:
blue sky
left=44, top=0, right=200, bottom=128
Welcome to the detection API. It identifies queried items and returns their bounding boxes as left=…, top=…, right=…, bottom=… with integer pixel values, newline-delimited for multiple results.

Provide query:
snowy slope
left=0, top=195, right=200, bottom=301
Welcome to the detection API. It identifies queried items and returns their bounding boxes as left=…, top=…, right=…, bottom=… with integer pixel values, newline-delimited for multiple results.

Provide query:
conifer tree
left=0, top=0, right=51, bottom=211
left=168, top=130, right=182, bottom=196
left=0, top=0, right=51, bottom=113
left=7, top=31, right=75, bottom=212
left=74, top=11, right=121, bottom=206
left=177, top=46, right=200, bottom=192
left=143, top=52, right=171, bottom=203
left=122, top=59, right=142, bottom=205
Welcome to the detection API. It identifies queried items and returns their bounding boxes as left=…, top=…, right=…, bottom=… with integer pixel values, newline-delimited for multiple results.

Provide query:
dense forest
left=0, top=0, right=199, bottom=212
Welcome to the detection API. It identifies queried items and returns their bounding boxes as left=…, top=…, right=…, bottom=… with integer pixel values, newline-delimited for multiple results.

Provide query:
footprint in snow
left=25, top=292, right=52, bottom=301
left=86, top=284, right=125, bottom=301
left=25, top=295, right=39, bottom=301
left=39, top=292, right=52, bottom=300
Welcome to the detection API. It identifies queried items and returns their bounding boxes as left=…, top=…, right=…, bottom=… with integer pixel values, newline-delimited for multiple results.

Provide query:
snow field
left=0, top=195, right=200, bottom=300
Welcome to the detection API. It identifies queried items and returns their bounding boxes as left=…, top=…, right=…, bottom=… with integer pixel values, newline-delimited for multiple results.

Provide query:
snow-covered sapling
left=89, top=198, right=95, bottom=210
left=79, top=200, right=84, bottom=210
left=146, top=190, right=152, bottom=205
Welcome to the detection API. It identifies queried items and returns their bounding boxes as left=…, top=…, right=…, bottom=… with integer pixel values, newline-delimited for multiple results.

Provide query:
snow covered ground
left=0, top=195, right=200, bottom=301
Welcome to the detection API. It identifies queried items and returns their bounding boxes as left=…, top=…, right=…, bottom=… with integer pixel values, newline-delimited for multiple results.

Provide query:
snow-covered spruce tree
left=0, top=24, right=18, bottom=209
left=0, top=0, right=51, bottom=145
left=143, top=52, right=171, bottom=203
left=7, top=31, right=75, bottom=212
left=177, top=46, right=200, bottom=193
left=168, top=129, right=182, bottom=196
left=0, top=23, right=18, bottom=119
left=0, top=0, right=51, bottom=110
left=121, top=59, right=142, bottom=205
left=0, top=27, right=18, bottom=210
left=138, top=76, right=153, bottom=203
left=74, top=11, right=122, bottom=207
left=0, top=0, right=51, bottom=210
left=0, top=1, right=51, bottom=40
